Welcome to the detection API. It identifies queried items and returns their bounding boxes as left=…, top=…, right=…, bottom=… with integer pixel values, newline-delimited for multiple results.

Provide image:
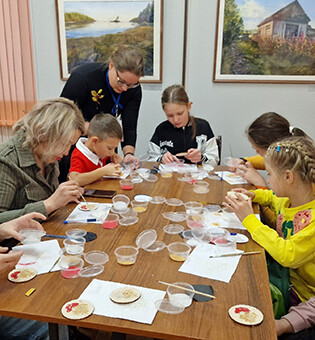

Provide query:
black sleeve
left=60, top=73, right=89, bottom=117
left=120, top=87, right=142, bottom=148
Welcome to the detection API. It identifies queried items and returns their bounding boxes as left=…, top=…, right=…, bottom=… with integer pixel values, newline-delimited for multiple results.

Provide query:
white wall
left=30, top=0, right=315, bottom=160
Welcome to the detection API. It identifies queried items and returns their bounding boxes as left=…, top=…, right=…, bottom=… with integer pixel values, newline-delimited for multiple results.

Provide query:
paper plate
left=163, top=224, right=184, bottom=235
left=110, top=287, right=141, bottom=304
left=155, top=299, right=185, bottom=314
left=228, top=304, right=264, bottom=326
left=150, top=196, right=166, bottom=204
left=8, top=268, right=37, bottom=283
left=166, top=198, right=183, bottom=206
left=135, top=229, right=157, bottom=249
left=61, top=299, right=94, bottom=320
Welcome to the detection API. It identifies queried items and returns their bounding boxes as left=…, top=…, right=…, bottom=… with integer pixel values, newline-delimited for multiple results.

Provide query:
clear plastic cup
left=160, top=169, right=173, bottom=178
left=167, top=242, right=191, bottom=262
left=63, top=237, right=85, bottom=255
left=167, top=282, right=194, bottom=308
left=184, top=201, right=203, bottom=215
left=193, top=181, right=210, bottom=194
left=59, top=256, right=84, bottom=279
left=100, top=213, right=119, bottom=229
left=131, top=199, right=148, bottom=213
left=186, top=214, right=205, bottom=229
left=119, top=179, right=134, bottom=190
left=112, top=194, right=130, bottom=212
left=114, top=246, right=138, bottom=265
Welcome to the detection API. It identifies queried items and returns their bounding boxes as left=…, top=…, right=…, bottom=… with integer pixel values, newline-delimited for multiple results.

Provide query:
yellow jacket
left=242, top=189, right=315, bottom=302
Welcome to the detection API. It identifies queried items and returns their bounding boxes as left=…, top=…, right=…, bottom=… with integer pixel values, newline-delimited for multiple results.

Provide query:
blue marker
left=63, top=218, right=97, bottom=224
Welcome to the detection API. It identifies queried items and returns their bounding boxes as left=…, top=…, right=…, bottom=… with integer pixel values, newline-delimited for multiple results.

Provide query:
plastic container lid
left=66, top=229, right=87, bottom=238
left=163, top=224, right=184, bottom=235
left=19, top=229, right=46, bottom=243
left=84, top=251, right=109, bottom=265
left=133, top=194, right=152, bottom=202
left=166, top=198, right=183, bottom=206
left=143, top=241, right=166, bottom=252
left=162, top=212, right=187, bottom=222
left=119, top=217, right=139, bottom=226
left=135, top=229, right=157, bottom=249
left=79, top=264, right=104, bottom=277
left=145, top=174, right=158, bottom=182
left=155, top=299, right=185, bottom=314
left=150, top=196, right=166, bottom=204
left=234, top=233, right=249, bottom=243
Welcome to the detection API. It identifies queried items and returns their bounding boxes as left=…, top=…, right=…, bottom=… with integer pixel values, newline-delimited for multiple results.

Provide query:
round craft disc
left=79, top=203, right=98, bottom=211
left=8, top=268, right=37, bottom=283
left=61, top=299, right=94, bottom=320
left=228, top=304, right=264, bottom=326
left=110, top=287, right=141, bottom=304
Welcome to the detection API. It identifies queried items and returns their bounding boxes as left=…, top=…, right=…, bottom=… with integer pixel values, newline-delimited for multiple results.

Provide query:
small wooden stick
left=158, top=281, right=216, bottom=299
left=209, top=251, right=261, bottom=258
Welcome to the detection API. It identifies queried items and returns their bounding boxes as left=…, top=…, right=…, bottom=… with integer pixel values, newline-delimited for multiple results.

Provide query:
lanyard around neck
left=106, top=69, right=123, bottom=117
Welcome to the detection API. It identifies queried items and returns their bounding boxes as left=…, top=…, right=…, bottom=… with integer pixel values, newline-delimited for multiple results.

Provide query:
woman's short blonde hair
left=14, top=98, right=85, bottom=160
left=110, top=45, right=144, bottom=76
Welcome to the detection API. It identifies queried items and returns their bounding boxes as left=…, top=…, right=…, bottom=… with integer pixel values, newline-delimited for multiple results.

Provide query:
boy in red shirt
left=69, top=113, right=122, bottom=186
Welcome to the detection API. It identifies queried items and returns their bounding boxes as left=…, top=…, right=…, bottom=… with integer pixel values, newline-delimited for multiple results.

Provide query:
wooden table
left=0, top=164, right=277, bottom=339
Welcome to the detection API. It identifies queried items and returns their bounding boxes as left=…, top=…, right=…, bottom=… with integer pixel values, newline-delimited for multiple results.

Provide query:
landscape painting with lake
left=56, top=0, right=163, bottom=82
left=213, top=0, right=315, bottom=83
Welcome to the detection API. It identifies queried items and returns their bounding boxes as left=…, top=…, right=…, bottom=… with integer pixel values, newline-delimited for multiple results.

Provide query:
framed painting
left=213, top=0, right=315, bottom=83
left=56, top=0, right=163, bottom=82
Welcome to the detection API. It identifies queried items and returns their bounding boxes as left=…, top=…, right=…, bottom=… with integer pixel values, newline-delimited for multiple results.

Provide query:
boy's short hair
left=88, top=113, right=122, bottom=141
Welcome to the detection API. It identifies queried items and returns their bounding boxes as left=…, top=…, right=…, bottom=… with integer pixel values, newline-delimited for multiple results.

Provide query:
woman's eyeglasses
left=115, top=69, right=140, bottom=89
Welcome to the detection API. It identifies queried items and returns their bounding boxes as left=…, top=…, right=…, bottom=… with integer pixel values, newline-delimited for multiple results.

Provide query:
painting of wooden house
left=257, top=0, right=311, bottom=40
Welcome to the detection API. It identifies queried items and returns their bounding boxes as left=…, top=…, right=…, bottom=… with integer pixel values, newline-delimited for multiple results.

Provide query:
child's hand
left=238, top=163, right=267, bottom=187
left=230, top=188, right=255, bottom=200
left=185, top=148, right=202, bottom=163
left=103, top=163, right=121, bottom=177
left=162, top=152, right=179, bottom=164
left=228, top=158, right=245, bottom=172
left=223, top=192, right=254, bottom=222
left=110, top=153, right=123, bottom=164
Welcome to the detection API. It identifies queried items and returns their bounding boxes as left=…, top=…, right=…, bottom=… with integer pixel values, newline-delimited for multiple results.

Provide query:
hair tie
left=276, top=146, right=280, bottom=152
left=289, top=126, right=294, bottom=135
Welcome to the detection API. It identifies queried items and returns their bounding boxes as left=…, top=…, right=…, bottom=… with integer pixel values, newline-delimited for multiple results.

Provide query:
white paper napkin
left=65, top=203, right=112, bottom=223
left=179, top=243, right=243, bottom=283
left=214, top=171, right=248, bottom=185
left=79, top=279, right=166, bottom=324
left=13, top=239, right=61, bottom=274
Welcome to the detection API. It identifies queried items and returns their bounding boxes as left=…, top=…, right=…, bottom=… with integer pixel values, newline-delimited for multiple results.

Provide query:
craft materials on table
left=159, top=163, right=198, bottom=173
left=179, top=243, right=243, bottom=283
left=203, top=210, right=260, bottom=230
left=79, top=279, right=165, bottom=324
left=214, top=171, right=248, bottom=185
left=13, top=239, right=61, bottom=274
left=64, top=203, right=112, bottom=224
left=228, top=304, right=264, bottom=326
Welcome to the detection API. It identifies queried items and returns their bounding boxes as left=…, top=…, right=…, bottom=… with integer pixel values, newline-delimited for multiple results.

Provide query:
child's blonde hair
left=88, top=113, right=122, bottom=141
left=265, top=136, right=315, bottom=184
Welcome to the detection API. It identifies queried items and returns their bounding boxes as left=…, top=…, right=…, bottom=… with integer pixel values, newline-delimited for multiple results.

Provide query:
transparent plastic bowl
left=167, top=282, right=194, bottom=308
left=131, top=199, right=148, bottom=213
left=100, top=213, right=119, bottom=229
left=114, top=246, right=138, bottom=265
left=112, top=194, right=130, bottom=213
left=59, top=256, right=84, bottom=279
left=193, top=181, right=210, bottom=194
left=186, top=214, right=205, bottom=229
left=63, top=237, right=85, bottom=255
left=184, top=201, right=203, bottom=215
left=119, top=179, right=134, bottom=190
left=19, top=229, right=46, bottom=244
left=167, top=242, right=191, bottom=262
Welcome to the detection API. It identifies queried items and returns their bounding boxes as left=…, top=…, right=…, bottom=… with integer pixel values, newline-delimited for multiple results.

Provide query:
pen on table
left=138, top=161, right=142, bottom=169
left=153, top=165, right=160, bottom=172
left=63, top=218, right=97, bottom=224
left=209, top=251, right=261, bottom=258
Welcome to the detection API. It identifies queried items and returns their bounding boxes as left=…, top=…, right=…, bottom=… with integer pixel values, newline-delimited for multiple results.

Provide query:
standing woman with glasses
left=59, top=45, right=144, bottom=182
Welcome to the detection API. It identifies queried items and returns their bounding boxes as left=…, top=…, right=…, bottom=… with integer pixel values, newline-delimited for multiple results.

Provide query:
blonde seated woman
left=0, top=98, right=85, bottom=223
